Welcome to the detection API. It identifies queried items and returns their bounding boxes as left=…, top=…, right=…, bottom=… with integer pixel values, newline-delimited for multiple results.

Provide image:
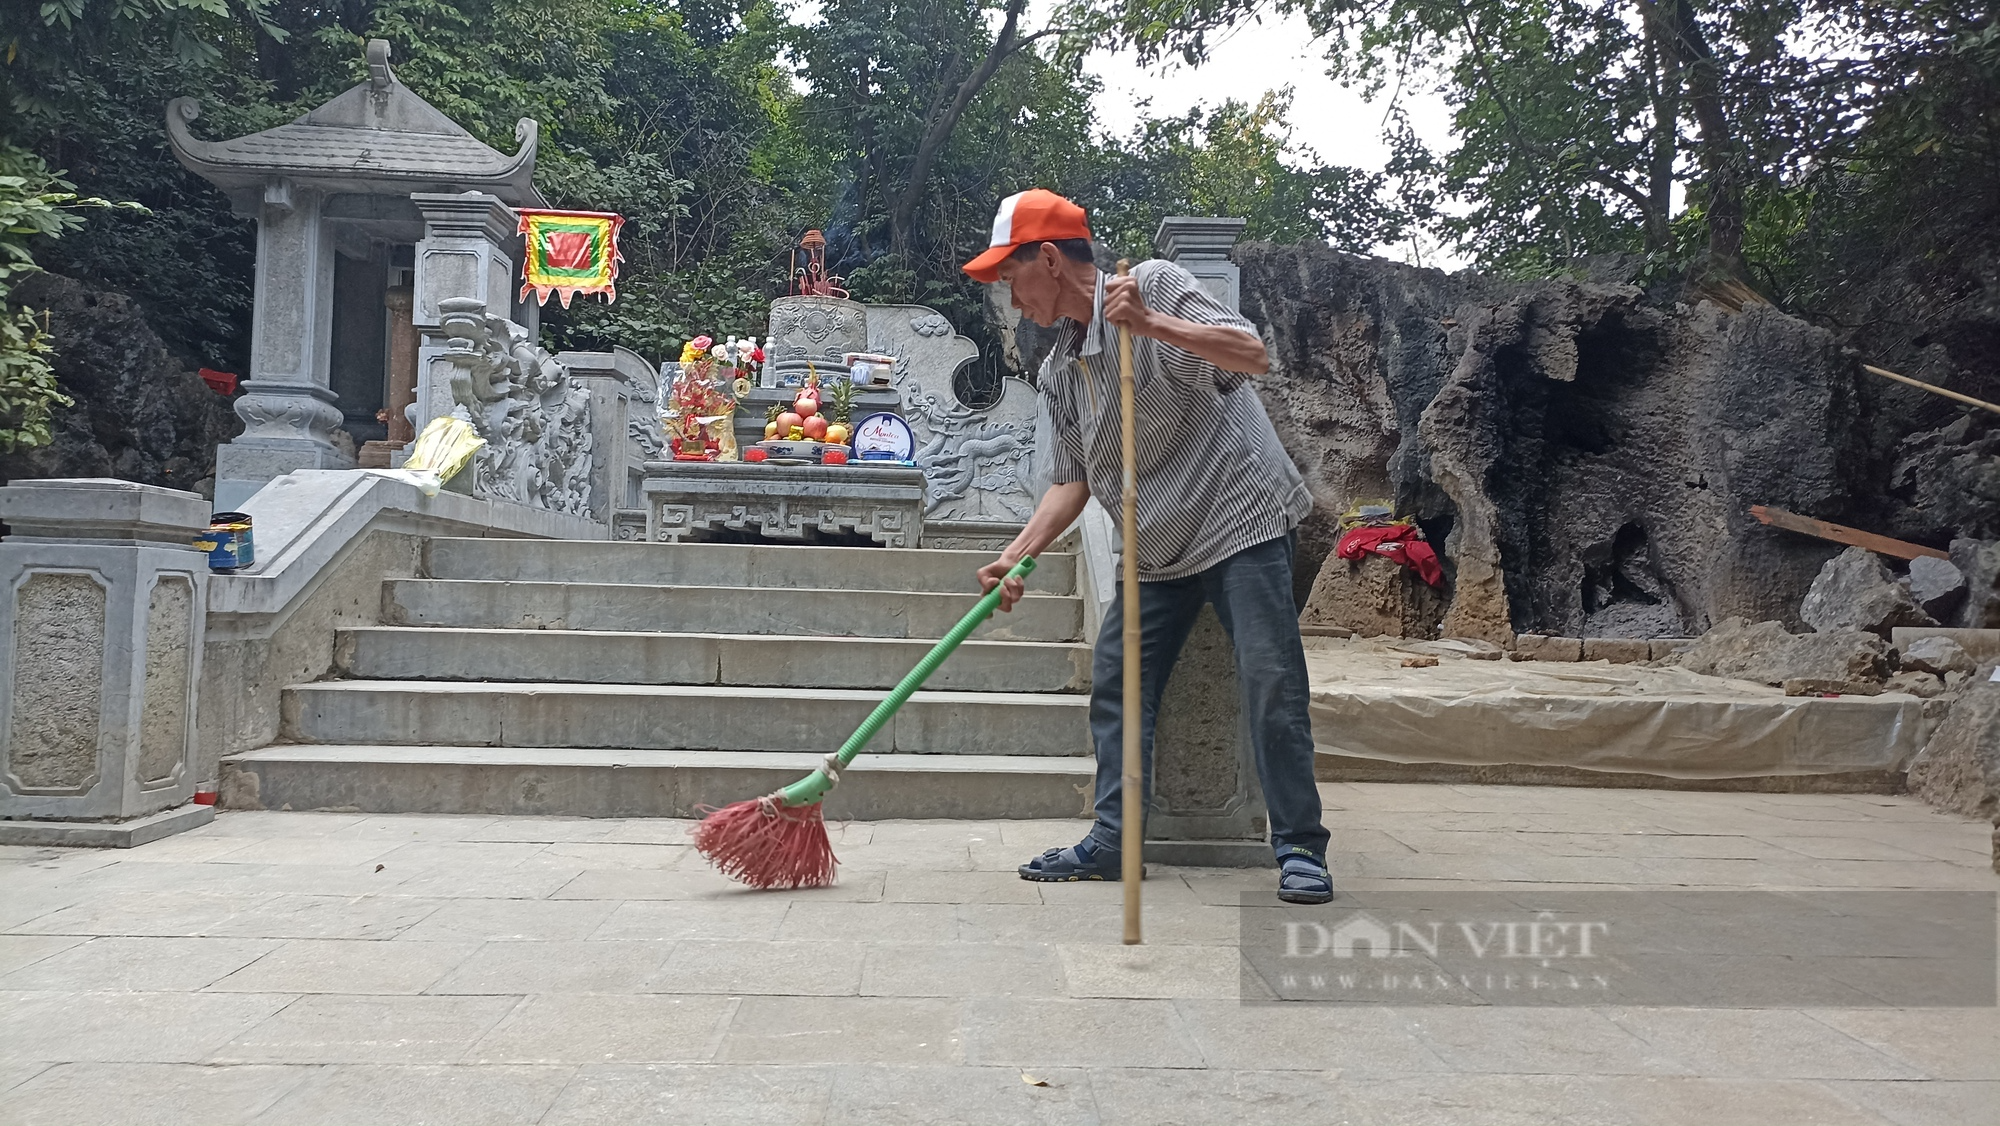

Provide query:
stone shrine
left=170, top=39, right=548, bottom=509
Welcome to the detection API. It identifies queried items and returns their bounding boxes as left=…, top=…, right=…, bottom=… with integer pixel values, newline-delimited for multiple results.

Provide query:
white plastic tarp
left=1305, top=642, right=1924, bottom=779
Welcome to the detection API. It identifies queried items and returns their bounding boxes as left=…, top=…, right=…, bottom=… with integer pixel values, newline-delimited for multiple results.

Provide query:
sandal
left=1018, top=837, right=1132, bottom=882
left=1277, top=848, right=1335, bottom=904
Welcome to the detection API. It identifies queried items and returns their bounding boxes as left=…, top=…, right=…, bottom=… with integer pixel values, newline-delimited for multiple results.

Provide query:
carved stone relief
left=437, top=297, right=595, bottom=518
left=867, top=304, right=1040, bottom=531
left=766, top=296, right=867, bottom=385
left=6, top=571, right=107, bottom=793
left=138, top=574, right=195, bottom=788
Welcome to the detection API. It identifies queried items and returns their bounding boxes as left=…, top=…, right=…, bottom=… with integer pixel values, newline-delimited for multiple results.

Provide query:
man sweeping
left=966, top=189, right=1335, bottom=904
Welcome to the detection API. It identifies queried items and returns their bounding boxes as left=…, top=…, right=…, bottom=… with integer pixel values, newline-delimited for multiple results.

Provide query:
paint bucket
left=194, top=512, right=254, bottom=573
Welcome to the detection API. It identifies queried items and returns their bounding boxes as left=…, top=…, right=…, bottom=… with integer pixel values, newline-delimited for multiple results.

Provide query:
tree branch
left=890, top=0, right=1031, bottom=255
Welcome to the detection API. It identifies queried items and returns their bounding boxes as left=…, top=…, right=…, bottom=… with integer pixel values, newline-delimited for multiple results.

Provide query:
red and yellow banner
left=518, top=209, right=624, bottom=307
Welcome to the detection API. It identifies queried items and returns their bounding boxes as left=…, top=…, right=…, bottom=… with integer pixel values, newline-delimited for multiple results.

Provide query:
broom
left=693, top=555, right=1039, bottom=888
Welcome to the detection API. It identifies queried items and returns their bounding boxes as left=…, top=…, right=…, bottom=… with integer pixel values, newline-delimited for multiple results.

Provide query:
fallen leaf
left=374, top=864, right=385, bottom=872
left=1020, top=1073, right=1056, bottom=1088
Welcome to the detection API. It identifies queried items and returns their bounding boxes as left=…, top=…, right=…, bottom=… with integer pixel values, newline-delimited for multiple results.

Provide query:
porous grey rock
left=0, top=273, right=239, bottom=494
left=1240, top=243, right=1868, bottom=640
left=1298, top=552, right=1444, bottom=639
left=1883, top=670, right=1947, bottom=699
left=1669, top=616, right=1892, bottom=688
left=1882, top=415, right=2000, bottom=545
left=1899, top=635, right=1977, bottom=678
left=1906, top=555, right=1968, bottom=622
left=1950, top=538, right=2000, bottom=629
left=1906, top=682, right=2000, bottom=831
left=1800, top=547, right=1935, bottom=636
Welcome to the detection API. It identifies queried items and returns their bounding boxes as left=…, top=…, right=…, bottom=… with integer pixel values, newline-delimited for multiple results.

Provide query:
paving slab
left=0, top=1062, right=318, bottom=1126
left=1, top=936, right=275, bottom=992
left=467, top=993, right=737, bottom=1065
left=539, top=1063, right=835, bottom=1126
left=245, top=1063, right=572, bottom=1126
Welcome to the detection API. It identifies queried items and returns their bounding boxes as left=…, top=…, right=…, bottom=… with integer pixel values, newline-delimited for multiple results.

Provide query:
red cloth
left=1335, top=524, right=1444, bottom=587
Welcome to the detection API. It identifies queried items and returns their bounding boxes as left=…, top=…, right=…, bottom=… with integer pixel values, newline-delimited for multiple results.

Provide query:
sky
left=1071, top=7, right=1467, bottom=267
left=782, top=0, right=1468, bottom=266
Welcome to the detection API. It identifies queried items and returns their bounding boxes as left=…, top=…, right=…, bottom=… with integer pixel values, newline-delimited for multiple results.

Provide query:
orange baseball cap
left=962, top=189, right=1093, bottom=282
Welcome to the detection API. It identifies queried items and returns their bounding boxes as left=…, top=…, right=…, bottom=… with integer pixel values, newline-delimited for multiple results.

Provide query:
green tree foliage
left=1088, top=89, right=1406, bottom=258
left=0, top=146, right=145, bottom=451
left=0, top=0, right=1426, bottom=388
left=1090, top=0, right=1998, bottom=300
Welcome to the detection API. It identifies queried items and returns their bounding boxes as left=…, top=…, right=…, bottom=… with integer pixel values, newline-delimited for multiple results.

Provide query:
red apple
left=777, top=411, right=803, bottom=433
left=802, top=415, right=829, bottom=440
left=793, top=395, right=819, bottom=418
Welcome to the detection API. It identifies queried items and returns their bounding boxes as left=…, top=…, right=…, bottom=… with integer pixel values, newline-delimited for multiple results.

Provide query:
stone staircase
left=222, top=538, right=1098, bottom=819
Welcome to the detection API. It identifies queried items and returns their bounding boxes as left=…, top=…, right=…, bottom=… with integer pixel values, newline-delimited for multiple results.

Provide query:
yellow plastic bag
left=376, top=416, right=486, bottom=496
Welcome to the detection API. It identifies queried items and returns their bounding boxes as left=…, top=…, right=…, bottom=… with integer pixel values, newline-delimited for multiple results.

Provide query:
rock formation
left=0, top=273, right=239, bottom=495
left=1241, top=243, right=1871, bottom=638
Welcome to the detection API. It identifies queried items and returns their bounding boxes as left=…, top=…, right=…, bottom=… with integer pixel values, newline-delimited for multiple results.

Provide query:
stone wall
left=0, top=273, right=240, bottom=495
left=1240, top=244, right=1874, bottom=639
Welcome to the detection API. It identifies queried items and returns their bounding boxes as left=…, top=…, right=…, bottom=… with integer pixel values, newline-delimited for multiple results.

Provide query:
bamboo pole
left=1116, top=259, right=1143, bottom=946
left=1863, top=364, right=2000, bottom=417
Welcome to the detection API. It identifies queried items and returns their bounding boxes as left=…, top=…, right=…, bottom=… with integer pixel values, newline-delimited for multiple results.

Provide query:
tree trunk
left=1639, top=3, right=1681, bottom=253
left=888, top=0, right=1028, bottom=258
left=1654, top=0, right=1750, bottom=288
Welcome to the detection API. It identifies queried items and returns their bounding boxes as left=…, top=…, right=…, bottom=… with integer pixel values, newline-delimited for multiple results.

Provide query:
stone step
left=338, top=627, right=1092, bottom=693
left=424, top=538, right=1077, bottom=597
left=382, top=579, right=1084, bottom=643
left=221, top=746, right=1096, bottom=820
left=282, top=681, right=1092, bottom=756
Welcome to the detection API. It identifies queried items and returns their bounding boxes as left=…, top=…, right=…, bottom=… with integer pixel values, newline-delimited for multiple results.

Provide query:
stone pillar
left=0, top=480, right=216, bottom=846
left=559, top=347, right=656, bottom=531
left=411, top=192, right=520, bottom=435
left=1145, top=214, right=1274, bottom=867
left=1156, top=216, right=1248, bottom=311
left=214, top=179, right=354, bottom=510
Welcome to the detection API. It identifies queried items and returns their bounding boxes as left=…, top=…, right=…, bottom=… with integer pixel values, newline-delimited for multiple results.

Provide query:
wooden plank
left=1748, top=505, right=1949, bottom=561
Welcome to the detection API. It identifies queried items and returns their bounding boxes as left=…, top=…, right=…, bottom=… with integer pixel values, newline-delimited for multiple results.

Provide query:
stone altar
left=643, top=462, right=925, bottom=547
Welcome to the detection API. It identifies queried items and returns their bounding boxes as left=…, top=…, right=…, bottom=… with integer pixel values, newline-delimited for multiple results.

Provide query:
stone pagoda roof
left=166, top=39, right=543, bottom=206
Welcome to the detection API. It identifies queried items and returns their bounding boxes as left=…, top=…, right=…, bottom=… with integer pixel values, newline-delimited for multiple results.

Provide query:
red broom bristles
left=692, top=795, right=837, bottom=889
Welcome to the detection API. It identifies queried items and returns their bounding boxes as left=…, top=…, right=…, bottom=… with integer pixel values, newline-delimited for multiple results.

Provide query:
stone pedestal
left=1300, top=552, right=1446, bottom=639
left=561, top=347, right=659, bottom=536
left=643, top=461, right=925, bottom=547
left=766, top=296, right=868, bottom=387
left=0, top=480, right=216, bottom=845
left=1147, top=607, right=1272, bottom=867
left=412, top=193, right=524, bottom=436
left=1146, top=215, right=1275, bottom=868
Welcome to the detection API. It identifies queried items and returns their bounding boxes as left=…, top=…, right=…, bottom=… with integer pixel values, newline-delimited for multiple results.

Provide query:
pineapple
left=827, top=376, right=856, bottom=446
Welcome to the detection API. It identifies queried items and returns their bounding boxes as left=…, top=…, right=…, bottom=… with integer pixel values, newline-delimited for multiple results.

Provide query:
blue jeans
left=1085, top=532, right=1330, bottom=860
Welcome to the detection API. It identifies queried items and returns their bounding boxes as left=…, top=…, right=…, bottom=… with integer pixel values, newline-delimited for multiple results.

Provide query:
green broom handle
left=778, top=555, right=1037, bottom=807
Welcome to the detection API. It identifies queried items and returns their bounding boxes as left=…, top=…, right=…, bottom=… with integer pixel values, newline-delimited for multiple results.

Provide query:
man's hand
left=1102, top=271, right=1269, bottom=374
left=978, top=551, right=1028, bottom=613
left=1103, top=274, right=1165, bottom=339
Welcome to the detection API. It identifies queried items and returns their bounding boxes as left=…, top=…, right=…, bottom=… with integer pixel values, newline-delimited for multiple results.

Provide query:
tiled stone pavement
left=1, top=783, right=1995, bottom=1125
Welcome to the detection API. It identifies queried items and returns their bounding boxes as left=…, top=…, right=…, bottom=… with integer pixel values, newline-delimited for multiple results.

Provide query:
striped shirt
left=1039, top=260, right=1313, bottom=581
